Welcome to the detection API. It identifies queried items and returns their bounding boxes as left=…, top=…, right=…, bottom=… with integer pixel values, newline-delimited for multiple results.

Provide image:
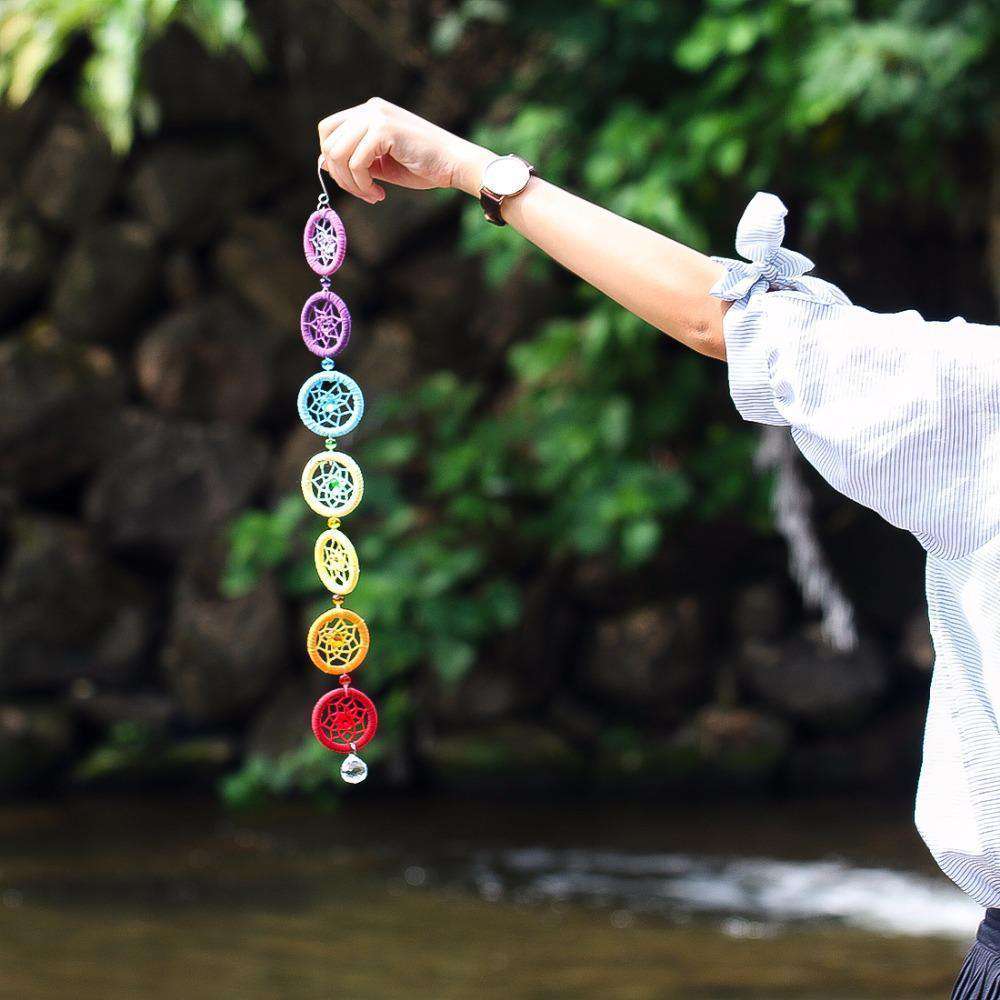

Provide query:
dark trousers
left=954, top=910, right=1000, bottom=998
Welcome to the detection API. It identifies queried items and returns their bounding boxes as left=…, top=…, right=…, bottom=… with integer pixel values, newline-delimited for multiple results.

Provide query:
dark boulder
left=739, top=625, right=889, bottom=729
left=732, top=581, right=788, bottom=642
left=580, top=600, right=706, bottom=720
left=84, top=409, right=268, bottom=552
left=788, top=702, right=925, bottom=790
left=0, top=330, right=123, bottom=494
left=0, top=199, right=51, bottom=322
left=22, top=113, right=117, bottom=226
left=161, top=544, right=287, bottom=725
left=51, top=220, right=159, bottom=341
left=135, top=298, right=275, bottom=423
left=0, top=516, right=152, bottom=692
left=128, top=140, right=260, bottom=242
left=0, top=703, right=74, bottom=793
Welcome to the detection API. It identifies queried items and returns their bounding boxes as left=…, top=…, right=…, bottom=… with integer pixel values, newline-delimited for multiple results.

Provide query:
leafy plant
left=0, top=0, right=262, bottom=150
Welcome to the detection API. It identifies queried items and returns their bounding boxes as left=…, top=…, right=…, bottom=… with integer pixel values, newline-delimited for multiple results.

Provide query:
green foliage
left=464, top=0, right=995, bottom=251
left=0, top=0, right=262, bottom=150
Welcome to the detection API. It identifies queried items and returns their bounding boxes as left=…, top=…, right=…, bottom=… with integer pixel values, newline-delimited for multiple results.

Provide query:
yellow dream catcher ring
left=301, top=450, right=364, bottom=518
left=307, top=607, right=370, bottom=674
left=314, top=527, right=360, bottom=595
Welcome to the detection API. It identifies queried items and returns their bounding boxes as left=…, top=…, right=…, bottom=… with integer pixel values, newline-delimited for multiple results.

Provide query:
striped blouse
left=712, top=192, right=1000, bottom=906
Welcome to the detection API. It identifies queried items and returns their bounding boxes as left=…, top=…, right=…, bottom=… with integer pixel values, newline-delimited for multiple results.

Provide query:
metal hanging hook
left=317, top=156, right=331, bottom=207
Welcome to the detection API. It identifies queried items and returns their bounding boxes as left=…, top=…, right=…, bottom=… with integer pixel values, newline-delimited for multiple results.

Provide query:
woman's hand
left=317, top=97, right=495, bottom=204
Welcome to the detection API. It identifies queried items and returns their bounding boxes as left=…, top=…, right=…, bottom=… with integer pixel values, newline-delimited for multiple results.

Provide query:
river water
left=0, top=793, right=979, bottom=998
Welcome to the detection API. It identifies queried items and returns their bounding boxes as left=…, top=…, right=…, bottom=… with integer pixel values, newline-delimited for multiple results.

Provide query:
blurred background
left=0, top=0, right=996, bottom=997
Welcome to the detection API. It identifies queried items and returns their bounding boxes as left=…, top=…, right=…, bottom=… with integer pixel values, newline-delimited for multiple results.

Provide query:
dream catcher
left=298, top=165, right=377, bottom=783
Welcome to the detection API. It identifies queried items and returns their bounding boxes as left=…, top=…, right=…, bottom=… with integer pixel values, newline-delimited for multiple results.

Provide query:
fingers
left=347, top=128, right=387, bottom=202
left=318, top=102, right=391, bottom=204
left=320, top=117, right=373, bottom=202
left=317, top=104, right=362, bottom=144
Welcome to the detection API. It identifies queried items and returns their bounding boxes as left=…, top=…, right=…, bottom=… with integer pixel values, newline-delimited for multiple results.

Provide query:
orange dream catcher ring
left=296, top=164, right=377, bottom=783
left=307, top=607, right=370, bottom=675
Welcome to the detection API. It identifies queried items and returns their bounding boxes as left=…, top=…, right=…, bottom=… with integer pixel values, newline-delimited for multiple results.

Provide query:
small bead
left=327, top=516, right=341, bottom=529
left=321, top=357, right=336, bottom=371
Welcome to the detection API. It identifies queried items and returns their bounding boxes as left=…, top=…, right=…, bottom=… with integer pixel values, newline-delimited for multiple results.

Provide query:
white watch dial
left=483, top=156, right=531, bottom=197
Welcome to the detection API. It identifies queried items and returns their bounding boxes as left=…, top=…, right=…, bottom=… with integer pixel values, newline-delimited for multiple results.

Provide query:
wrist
left=452, top=143, right=497, bottom=197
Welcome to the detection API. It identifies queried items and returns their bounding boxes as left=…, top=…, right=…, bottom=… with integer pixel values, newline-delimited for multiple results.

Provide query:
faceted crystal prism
left=340, top=753, right=368, bottom=784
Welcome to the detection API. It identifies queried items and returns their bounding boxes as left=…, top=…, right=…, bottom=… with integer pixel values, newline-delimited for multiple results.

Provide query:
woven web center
left=306, top=378, right=357, bottom=431
left=305, top=298, right=344, bottom=350
left=311, top=461, right=355, bottom=507
left=316, top=617, right=363, bottom=668
left=311, top=217, right=340, bottom=268
left=319, top=692, right=370, bottom=743
left=320, top=536, right=353, bottom=587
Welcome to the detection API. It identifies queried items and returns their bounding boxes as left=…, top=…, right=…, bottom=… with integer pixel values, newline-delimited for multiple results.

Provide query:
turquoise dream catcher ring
left=297, top=370, right=364, bottom=437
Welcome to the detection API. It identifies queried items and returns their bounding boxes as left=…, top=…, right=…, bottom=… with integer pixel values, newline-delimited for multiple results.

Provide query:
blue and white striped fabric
left=712, top=192, right=1000, bottom=907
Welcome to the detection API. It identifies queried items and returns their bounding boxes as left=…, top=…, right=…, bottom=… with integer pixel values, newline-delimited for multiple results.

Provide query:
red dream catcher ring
left=311, top=684, right=379, bottom=753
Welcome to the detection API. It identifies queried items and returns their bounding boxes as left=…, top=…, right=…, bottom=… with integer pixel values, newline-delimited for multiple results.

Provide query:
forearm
left=316, top=101, right=729, bottom=358
left=457, top=153, right=729, bottom=359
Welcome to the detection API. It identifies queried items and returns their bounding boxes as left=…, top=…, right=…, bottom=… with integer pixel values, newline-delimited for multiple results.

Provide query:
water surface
left=0, top=794, right=976, bottom=998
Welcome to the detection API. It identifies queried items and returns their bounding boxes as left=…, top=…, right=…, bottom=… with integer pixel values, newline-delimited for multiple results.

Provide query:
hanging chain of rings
left=297, top=161, right=377, bottom=784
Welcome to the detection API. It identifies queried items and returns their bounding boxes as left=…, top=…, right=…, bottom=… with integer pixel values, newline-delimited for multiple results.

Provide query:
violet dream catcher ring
left=297, top=163, right=377, bottom=783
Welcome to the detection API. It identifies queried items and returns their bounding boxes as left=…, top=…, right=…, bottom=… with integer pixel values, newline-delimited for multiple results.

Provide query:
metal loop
left=317, top=158, right=331, bottom=208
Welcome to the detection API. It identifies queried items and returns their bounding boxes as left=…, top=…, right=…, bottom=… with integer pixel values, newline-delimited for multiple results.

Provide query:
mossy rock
left=596, top=707, right=790, bottom=793
left=425, top=723, right=586, bottom=792
left=73, top=727, right=235, bottom=787
left=0, top=704, right=74, bottom=793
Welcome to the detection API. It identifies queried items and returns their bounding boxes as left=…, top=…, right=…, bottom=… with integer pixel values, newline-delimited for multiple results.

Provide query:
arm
left=318, top=98, right=729, bottom=360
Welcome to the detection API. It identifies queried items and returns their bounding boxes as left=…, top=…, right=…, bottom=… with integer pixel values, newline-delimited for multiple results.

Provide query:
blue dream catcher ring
left=297, top=370, right=365, bottom=438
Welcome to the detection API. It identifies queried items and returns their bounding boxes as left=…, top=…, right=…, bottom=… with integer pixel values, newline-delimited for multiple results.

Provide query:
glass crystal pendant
left=340, top=752, right=368, bottom=784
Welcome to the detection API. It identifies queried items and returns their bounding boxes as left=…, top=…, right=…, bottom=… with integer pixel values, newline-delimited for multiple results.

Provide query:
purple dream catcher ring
left=301, top=289, right=352, bottom=357
left=304, top=207, right=347, bottom=276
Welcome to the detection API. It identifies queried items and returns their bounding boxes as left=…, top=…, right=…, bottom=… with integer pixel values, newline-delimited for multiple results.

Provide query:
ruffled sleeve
left=710, top=192, right=850, bottom=426
left=711, top=192, right=1000, bottom=560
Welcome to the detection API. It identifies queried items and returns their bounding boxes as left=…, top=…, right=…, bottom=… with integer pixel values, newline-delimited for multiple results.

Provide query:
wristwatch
left=479, top=154, right=535, bottom=226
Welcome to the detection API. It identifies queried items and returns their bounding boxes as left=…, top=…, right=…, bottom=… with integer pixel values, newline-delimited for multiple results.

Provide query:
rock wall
left=0, top=11, right=961, bottom=800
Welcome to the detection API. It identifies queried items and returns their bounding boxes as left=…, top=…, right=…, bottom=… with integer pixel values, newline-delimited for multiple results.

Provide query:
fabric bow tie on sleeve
left=709, top=192, right=816, bottom=302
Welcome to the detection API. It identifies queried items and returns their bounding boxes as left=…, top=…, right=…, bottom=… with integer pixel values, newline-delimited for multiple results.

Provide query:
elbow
left=685, top=307, right=728, bottom=361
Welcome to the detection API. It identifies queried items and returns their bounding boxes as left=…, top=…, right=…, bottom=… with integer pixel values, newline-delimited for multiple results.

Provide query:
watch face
left=483, top=156, right=530, bottom=197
